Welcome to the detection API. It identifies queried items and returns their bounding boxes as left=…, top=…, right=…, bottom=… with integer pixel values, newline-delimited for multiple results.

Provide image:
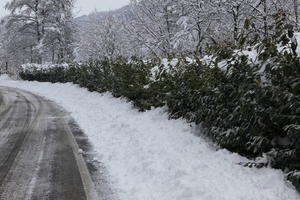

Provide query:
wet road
left=0, top=87, right=98, bottom=200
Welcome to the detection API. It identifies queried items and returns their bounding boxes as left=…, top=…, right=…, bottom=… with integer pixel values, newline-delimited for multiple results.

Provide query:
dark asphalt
left=0, top=87, right=98, bottom=200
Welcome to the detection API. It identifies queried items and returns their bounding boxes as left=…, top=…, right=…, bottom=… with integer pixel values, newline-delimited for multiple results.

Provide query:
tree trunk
left=35, top=0, right=42, bottom=64
left=164, top=4, right=173, bottom=58
left=233, top=5, right=240, bottom=43
left=294, top=0, right=299, bottom=30
left=196, top=23, right=202, bottom=55
left=263, top=0, right=268, bottom=38
left=52, top=44, right=55, bottom=63
left=5, top=62, right=8, bottom=74
left=30, top=46, right=33, bottom=63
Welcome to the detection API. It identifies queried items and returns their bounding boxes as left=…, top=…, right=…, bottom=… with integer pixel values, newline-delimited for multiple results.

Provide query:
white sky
left=74, top=0, right=130, bottom=16
left=0, top=0, right=130, bottom=17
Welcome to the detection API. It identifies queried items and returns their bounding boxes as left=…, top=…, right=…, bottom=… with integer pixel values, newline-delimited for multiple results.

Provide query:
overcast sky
left=74, top=0, right=130, bottom=16
left=0, top=0, right=130, bottom=17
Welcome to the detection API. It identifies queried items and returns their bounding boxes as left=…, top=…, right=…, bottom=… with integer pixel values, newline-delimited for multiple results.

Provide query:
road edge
left=0, top=86, right=99, bottom=199
left=63, top=117, right=99, bottom=200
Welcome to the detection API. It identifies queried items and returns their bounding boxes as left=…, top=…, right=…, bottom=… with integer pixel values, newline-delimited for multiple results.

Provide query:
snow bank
left=0, top=77, right=298, bottom=200
left=0, top=74, right=12, bottom=81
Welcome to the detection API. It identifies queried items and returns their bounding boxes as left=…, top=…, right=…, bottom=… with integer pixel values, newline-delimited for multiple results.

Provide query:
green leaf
left=280, top=34, right=289, bottom=45
left=244, top=19, right=251, bottom=30
left=291, top=42, right=298, bottom=55
left=288, top=29, right=294, bottom=38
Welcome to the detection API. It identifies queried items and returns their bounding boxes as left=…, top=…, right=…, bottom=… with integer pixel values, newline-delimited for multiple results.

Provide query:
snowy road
left=0, top=87, right=97, bottom=200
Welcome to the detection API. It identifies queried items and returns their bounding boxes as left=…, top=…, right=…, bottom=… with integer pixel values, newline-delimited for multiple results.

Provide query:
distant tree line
left=1, top=0, right=300, bottom=66
left=76, top=0, right=300, bottom=60
left=0, top=0, right=75, bottom=70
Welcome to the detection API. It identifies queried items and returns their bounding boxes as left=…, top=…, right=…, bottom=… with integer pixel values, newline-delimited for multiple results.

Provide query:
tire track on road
left=0, top=87, right=98, bottom=200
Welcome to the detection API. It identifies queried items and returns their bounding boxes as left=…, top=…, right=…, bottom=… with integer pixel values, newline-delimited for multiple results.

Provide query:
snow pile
left=0, top=77, right=299, bottom=200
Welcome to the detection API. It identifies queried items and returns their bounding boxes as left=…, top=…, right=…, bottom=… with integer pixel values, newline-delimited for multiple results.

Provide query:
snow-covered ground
left=0, top=75, right=299, bottom=200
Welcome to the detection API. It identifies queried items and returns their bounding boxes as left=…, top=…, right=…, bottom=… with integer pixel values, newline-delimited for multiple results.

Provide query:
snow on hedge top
left=21, top=63, right=70, bottom=71
left=295, top=32, right=300, bottom=54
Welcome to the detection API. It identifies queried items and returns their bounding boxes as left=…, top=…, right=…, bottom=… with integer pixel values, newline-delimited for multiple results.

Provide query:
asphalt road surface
left=0, top=87, right=98, bottom=200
